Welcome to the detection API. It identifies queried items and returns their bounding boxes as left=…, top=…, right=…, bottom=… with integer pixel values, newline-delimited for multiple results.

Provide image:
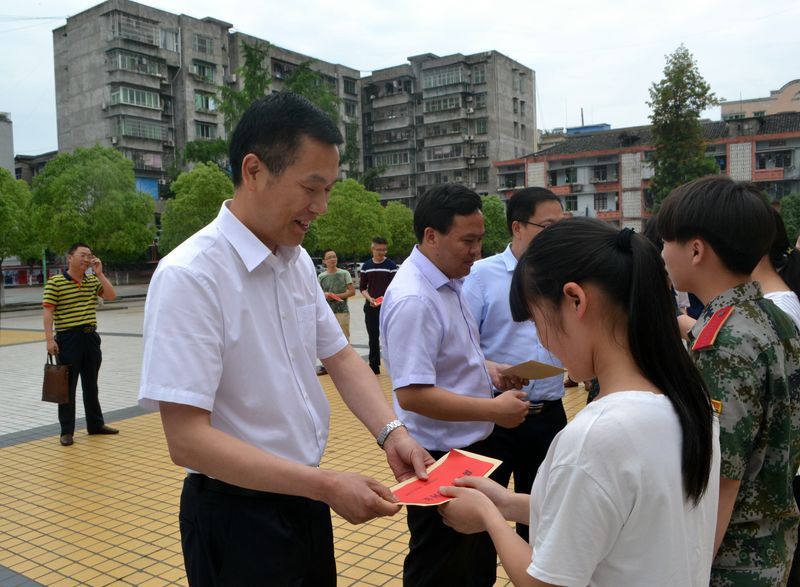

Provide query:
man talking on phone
left=43, top=242, right=118, bottom=446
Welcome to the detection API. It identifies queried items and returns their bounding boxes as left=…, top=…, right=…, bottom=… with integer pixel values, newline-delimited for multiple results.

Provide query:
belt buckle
left=82, top=326, right=95, bottom=333
left=529, top=402, right=544, bottom=415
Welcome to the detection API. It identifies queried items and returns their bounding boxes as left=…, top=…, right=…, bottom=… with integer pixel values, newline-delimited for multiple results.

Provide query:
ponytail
left=510, top=217, right=713, bottom=504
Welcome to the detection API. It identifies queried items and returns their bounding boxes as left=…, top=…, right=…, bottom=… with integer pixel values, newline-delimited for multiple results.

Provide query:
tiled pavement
left=0, top=286, right=587, bottom=586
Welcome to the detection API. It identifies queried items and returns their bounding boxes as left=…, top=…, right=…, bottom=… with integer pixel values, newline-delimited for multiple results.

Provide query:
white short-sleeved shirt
left=380, top=246, right=494, bottom=451
left=138, top=201, right=347, bottom=467
left=764, top=290, right=800, bottom=333
left=528, top=392, right=721, bottom=587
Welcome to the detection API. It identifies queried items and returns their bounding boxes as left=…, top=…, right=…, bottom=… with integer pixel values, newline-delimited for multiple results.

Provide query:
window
left=757, top=150, right=792, bottom=169
left=476, top=118, right=488, bottom=135
left=111, top=86, right=161, bottom=109
left=472, top=64, right=486, bottom=84
left=521, top=124, right=526, bottom=140
left=195, top=121, right=217, bottom=139
left=593, top=165, right=618, bottom=182
left=475, top=142, right=488, bottom=158
left=425, top=96, right=462, bottom=113
left=723, top=113, right=745, bottom=121
left=192, top=34, right=213, bottom=54
left=426, top=144, right=464, bottom=161
left=548, top=170, right=558, bottom=186
left=565, top=195, right=578, bottom=211
left=344, top=100, right=357, bottom=118
left=118, top=117, right=167, bottom=140
left=513, top=98, right=518, bottom=114
left=753, top=110, right=766, bottom=117
left=110, top=50, right=166, bottom=77
left=160, top=28, right=179, bottom=52
left=374, top=106, right=408, bottom=120
left=474, top=93, right=487, bottom=109
left=374, top=151, right=410, bottom=167
left=194, top=91, right=217, bottom=112
left=513, top=122, right=519, bottom=139
left=594, top=193, right=608, bottom=211
left=520, top=100, right=526, bottom=117
left=344, top=78, right=357, bottom=95
left=564, top=168, right=577, bottom=184
left=112, top=12, right=158, bottom=46
left=423, top=65, right=463, bottom=89
left=192, top=61, right=215, bottom=83
left=477, top=167, right=489, bottom=183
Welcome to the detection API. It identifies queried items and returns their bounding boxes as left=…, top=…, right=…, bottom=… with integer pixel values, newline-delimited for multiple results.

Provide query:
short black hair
left=229, top=92, right=343, bottom=186
left=371, top=237, right=388, bottom=246
left=322, top=249, right=337, bottom=258
left=67, top=242, right=91, bottom=255
left=413, top=184, right=482, bottom=242
left=657, top=175, right=774, bottom=275
left=506, top=187, right=562, bottom=234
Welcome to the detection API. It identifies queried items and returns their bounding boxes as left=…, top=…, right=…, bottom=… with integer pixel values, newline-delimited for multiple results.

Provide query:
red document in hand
left=374, top=296, right=383, bottom=305
left=390, top=449, right=502, bottom=506
left=329, top=293, right=343, bottom=302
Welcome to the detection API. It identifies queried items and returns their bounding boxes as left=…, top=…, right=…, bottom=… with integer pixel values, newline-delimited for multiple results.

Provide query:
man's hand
left=322, top=470, right=402, bottom=524
left=486, top=360, right=529, bottom=391
left=438, top=485, right=497, bottom=534
left=382, top=427, right=435, bottom=482
left=91, top=256, right=104, bottom=275
left=325, top=292, right=343, bottom=302
left=47, top=339, right=59, bottom=355
left=492, top=390, right=529, bottom=428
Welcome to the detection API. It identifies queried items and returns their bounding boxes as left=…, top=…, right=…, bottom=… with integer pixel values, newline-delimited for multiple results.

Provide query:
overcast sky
left=2, top=0, right=798, bottom=154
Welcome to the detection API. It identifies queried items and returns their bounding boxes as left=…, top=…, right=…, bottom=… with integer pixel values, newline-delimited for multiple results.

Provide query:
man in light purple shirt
left=463, top=187, right=567, bottom=541
left=381, top=184, right=530, bottom=587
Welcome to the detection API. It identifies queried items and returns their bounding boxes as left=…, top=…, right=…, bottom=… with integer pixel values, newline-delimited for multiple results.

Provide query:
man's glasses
left=519, top=220, right=556, bottom=230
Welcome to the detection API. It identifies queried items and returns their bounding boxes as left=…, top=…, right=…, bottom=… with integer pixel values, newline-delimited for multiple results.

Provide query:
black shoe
left=371, top=365, right=380, bottom=375
left=316, top=366, right=328, bottom=376
left=88, top=425, right=119, bottom=435
left=59, top=434, right=73, bottom=446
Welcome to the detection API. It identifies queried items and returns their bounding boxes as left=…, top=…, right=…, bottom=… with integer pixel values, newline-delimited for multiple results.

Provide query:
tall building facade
left=0, top=113, right=13, bottom=175
left=53, top=0, right=363, bottom=199
left=361, top=51, right=536, bottom=206
left=496, top=112, right=800, bottom=231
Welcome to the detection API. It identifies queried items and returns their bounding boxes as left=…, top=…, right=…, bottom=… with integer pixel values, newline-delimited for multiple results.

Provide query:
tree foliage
left=780, top=193, right=800, bottom=243
left=284, top=61, right=341, bottom=123
left=314, top=179, right=386, bottom=258
left=159, top=163, right=233, bottom=254
left=0, top=168, right=39, bottom=262
left=30, top=146, right=155, bottom=263
left=384, top=201, right=416, bottom=259
left=219, top=40, right=272, bottom=136
left=481, top=195, right=508, bottom=256
left=647, top=44, right=719, bottom=209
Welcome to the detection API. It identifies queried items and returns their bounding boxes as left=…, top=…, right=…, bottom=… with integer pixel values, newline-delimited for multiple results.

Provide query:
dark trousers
left=181, top=474, right=336, bottom=587
left=364, top=303, right=382, bottom=371
left=404, top=437, right=505, bottom=587
left=488, top=400, right=567, bottom=540
left=789, top=476, right=800, bottom=585
left=56, top=328, right=105, bottom=435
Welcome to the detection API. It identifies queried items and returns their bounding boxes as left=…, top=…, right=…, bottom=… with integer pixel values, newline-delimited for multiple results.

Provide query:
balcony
left=596, top=210, right=621, bottom=221
left=549, top=185, right=571, bottom=196
left=753, top=168, right=785, bottom=181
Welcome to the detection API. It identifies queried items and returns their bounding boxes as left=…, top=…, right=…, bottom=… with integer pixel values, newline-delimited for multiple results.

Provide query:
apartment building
left=53, top=0, right=362, bottom=199
left=0, top=113, right=13, bottom=175
left=496, top=112, right=800, bottom=231
left=722, top=79, right=800, bottom=121
left=361, top=51, right=536, bottom=206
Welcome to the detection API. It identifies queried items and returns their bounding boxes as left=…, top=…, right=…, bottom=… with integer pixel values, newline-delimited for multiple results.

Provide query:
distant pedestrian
left=318, top=249, right=355, bottom=340
left=359, top=236, right=398, bottom=374
left=43, top=242, right=119, bottom=446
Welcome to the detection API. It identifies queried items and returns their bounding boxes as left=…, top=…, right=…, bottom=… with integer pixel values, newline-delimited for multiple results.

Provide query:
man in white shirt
left=139, top=92, right=432, bottom=586
left=381, top=184, right=530, bottom=586
left=462, top=188, right=566, bottom=540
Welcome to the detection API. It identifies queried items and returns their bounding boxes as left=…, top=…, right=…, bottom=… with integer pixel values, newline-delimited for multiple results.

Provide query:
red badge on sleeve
left=692, top=306, right=734, bottom=351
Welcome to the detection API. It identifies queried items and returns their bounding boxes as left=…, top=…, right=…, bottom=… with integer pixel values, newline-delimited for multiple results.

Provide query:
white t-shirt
left=764, top=290, right=800, bottom=333
left=527, top=391, right=720, bottom=587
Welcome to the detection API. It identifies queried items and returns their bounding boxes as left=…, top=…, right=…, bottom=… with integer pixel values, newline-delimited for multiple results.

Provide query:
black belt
left=527, top=399, right=562, bottom=415
left=58, top=325, right=96, bottom=334
left=188, top=473, right=285, bottom=500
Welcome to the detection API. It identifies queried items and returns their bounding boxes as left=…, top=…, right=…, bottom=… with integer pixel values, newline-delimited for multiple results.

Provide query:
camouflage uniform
left=689, top=282, right=800, bottom=586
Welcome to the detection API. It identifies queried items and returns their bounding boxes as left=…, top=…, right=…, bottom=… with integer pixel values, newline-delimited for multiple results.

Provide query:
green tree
left=384, top=201, right=416, bottom=258
left=481, top=195, right=508, bottom=255
left=159, top=163, right=233, bottom=254
left=647, top=44, right=719, bottom=209
left=30, top=146, right=155, bottom=263
left=315, top=179, right=386, bottom=259
left=0, top=169, right=38, bottom=262
left=780, top=193, right=800, bottom=242
left=284, top=61, right=341, bottom=123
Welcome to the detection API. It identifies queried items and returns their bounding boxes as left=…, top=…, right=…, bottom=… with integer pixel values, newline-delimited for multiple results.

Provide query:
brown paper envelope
left=502, top=359, right=565, bottom=380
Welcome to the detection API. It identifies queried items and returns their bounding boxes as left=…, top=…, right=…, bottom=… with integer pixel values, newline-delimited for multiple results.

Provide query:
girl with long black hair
left=439, top=218, right=720, bottom=586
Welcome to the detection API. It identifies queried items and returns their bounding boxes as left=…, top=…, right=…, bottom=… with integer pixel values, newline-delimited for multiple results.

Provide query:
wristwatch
left=376, top=419, right=406, bottom=448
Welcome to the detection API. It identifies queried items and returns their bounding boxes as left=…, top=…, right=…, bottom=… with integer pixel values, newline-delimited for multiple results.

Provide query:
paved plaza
left=0, top=285, right=587, bottom=586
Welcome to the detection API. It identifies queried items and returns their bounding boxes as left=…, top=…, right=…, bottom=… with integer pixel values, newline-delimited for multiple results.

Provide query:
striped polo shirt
left=42, top=272, right=103, bottom=332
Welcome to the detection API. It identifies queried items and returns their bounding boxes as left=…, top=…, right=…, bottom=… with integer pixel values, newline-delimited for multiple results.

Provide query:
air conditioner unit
left=469, top=182, right=477, bottom=189
left=467, top=135, right=474, bottom=141
left=455, top=176, right=463, bottom=182
left=466, top=107, right=474, bottom=114
left=158, top=178, right=167, bottom=185
left=571, top=184, right=583, bottom=192
left=110, top=136, right=118, bottom=145
left=465, top=95, right=473, bottom=102
left=164, top=140, right=175, bottom=147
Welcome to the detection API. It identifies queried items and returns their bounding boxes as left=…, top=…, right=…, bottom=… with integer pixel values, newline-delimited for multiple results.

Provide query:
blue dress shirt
left=462, top=244, right=564, bottom=401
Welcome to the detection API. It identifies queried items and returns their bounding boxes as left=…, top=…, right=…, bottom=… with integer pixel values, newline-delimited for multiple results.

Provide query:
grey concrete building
left=14, top=151, right=58, bottom=185
left=53, top=0, right=363, bottom=200
left=361, top=51, right=536, bottom=205
left=0, top=113, right=13, bottom=175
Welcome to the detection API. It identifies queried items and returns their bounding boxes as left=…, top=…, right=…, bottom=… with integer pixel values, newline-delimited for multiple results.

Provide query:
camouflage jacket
left=689, top=282, right=800, bottom=585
